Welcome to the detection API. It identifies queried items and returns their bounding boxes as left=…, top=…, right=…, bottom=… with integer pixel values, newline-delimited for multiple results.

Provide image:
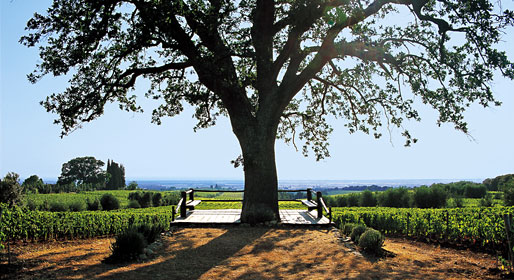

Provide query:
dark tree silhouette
left=57, top=156, right=108, bottom=186
left=106, top=159, right=126, bottom=189
left=22, top=0, right=514, bottom=222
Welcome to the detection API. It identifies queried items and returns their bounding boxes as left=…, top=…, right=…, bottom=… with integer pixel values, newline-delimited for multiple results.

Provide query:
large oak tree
left=57, top=156, right=108, bottom=186
left=22, top=0, right=514, bottom=223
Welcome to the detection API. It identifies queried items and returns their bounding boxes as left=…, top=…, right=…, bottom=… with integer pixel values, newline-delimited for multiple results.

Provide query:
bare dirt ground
left=1, top=226, right=505, bottom=280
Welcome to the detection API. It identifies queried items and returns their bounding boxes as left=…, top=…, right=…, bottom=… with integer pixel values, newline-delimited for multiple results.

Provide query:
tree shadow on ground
left=3, top=227, right=502, bottom=280
left=0, top=250, right=41, bottom=280
left=96, top=226, right=270, bottom=279
left=359, top=247, right=397, bottom=264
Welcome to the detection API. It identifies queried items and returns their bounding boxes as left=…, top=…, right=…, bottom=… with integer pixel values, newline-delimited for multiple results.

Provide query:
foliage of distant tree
left=326, top=175, right=512, bottom=208
left=483, top=174, right=514, bottom=191
left=126, top=181, right=140, bottom=190
left=504, top=188, right=514, bottom=206
left=359, top=190, right=377, bottom=207
left=0, top=172, right=24, bottom=207
left=430, top=181, right=487, bottom=199
left=346, top=193, right=361, bottom=207
left=337, top=185, right=391, bottom=192
left=377, top=188, right=411, bottom=208
left=413, top=185, right=447, bottom=208
left=464, top=184, right=487, bottom=199
left=106, top=160, right=126, bottom=190
left=326, top=191, right=374, bottom=207
left=325, top=195, right=348, bottom=207
left=21, top=175, right=45, bottom=194
left=23, top=0, right=514, bottom=223
left=278, top=191, right=306, bottom=200
left=497, top=175, right=514, bottom=206
left=57, top=157, right=109, bottom=188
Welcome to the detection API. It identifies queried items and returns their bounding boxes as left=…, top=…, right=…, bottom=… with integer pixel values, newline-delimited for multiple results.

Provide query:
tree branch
left=114, top=62, right=192, bottom=88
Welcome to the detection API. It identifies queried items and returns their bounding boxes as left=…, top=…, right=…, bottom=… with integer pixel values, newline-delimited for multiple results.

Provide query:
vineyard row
left=332, top=206, right=514, bottom=252
left=0, top=204, right=176, bottom=244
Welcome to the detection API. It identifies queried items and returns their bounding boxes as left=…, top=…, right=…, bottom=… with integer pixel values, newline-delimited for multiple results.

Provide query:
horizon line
left=40, top=177, right=485, bottom=183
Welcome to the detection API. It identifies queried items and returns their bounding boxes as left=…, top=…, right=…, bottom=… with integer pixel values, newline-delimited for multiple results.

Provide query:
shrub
left=152, top=192, right=162, bottom=207
left=342, top=223, right=357, bottom=236
left=128, top=200, right=141, bottom=208
left=104, top=229, right=146, bottom=263
left=100, top=193, right=120, bottom=210
left=136, top=224, right=163, bottom=244
left=447, top=196, right=464, bottom=208
left=358, top=228, right=385, bottom=252
left=140, top=192, right=152, bottom=208
left=128, top=191, right=154, bottom=208
left=86, top=198, right=100, bottom=211
left=480, top=194, right=494, bottom=207
left=128, top=192, right=141, bottom=202
left=49, top=202, right=68, bottom=212
left=26, top=199, right=38, bottom=211
left=40, top=200, right=50, bottom=211
left=350, top=224, right=368, bottom=243
left=69, top=200, right=86, bottom=212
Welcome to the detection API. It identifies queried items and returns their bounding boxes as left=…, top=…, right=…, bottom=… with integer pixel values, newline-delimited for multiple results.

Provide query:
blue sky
left=1, top=1, right=513, bottom=182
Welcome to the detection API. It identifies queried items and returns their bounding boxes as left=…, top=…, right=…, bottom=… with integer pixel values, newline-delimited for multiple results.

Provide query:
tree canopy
left=0, top=172, right=24, bottom=207
left=57, top=156, right=109, bottom=186
left=23, top=0, right=514, bottom=222
left=483, top=174, right=514, bottom=191
left=22, top=175, right=46, bottom=194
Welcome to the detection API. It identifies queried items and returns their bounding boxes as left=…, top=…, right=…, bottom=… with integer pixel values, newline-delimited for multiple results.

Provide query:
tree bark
left=237, top=124, right=280, bottom=224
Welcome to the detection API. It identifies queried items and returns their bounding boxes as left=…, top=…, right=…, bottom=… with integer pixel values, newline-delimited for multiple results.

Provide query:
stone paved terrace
left=172, top=209, right=331, bottom=225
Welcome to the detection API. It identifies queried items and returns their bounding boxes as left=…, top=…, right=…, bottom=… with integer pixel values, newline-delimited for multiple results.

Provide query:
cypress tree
left=106, top=160, right=126, bottom=190
left=113, top=162, right=120, bottom=189
left=120, top=164, right=126, bottom=188
left=106, top=160, right=113, bottom=189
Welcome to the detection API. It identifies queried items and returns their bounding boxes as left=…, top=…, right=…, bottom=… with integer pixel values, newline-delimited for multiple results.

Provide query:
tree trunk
left=238, top=126, right=280, bottom=224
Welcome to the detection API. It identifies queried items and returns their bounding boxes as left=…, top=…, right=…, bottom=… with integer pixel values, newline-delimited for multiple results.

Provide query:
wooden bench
left=301, top=199, right=318, bottom=211
left=185, top=200, right=201, bottom=210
